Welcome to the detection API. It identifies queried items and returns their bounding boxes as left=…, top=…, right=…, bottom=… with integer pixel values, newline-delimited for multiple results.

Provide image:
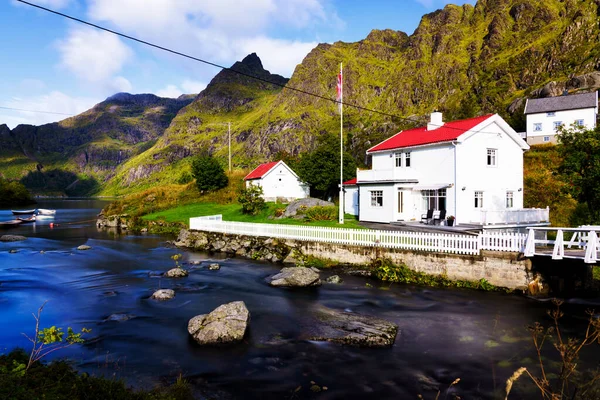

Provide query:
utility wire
left=0, top=106, right=74, bottom=116
left=16, top=0, right=503, bottom=134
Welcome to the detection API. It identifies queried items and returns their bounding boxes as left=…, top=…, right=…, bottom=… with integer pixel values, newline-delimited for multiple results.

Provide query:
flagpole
left=339, top=62, right=344, bottom=224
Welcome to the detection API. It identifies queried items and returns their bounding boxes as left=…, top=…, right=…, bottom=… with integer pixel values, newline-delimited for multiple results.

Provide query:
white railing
left=480, top=231, right=527, bottom=252
left=356, top=168, right=417, bottom=183
left=524, top=227, right=600, bottom=263
left=480, top=207, right=549, bottom=225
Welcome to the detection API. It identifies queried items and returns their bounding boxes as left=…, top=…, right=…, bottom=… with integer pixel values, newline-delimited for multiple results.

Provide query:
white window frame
left=395, top=153, right=402, bottom=168
left=533, top=123, right=542, bottom=132
left=421, top=189, right=446, bottom=211
left=575, top=119, right=584, bottom=127
left=543, top=136, right=550, bottom=142
left=546, top=112, right=555, bottom=117
left=474, top=191, right=484, bottom=209
left=405, top=152, right=411, bottom=168
left=487, top=148, right=497, bottom=167
left=506, top=191, right=514, bottom=208
left=370, top=190, right=383, bottom=207
left=553, top=121, right=563, bottom=131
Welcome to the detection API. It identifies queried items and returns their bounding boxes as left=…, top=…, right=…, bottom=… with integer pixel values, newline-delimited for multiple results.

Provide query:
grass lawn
left=143, top=201, right=364, bottom=229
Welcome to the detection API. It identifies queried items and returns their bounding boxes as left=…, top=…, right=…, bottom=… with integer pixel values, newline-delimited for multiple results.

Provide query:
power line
left=16, top=0, right=501, bottom=135
left=0, top=106, right=74, bottom=116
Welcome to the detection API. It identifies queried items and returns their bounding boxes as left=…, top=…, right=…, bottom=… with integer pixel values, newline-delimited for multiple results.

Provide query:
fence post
left=552, top=229, right=564, bottom=260
left=524, top=228, right=535, bottom=257
left=584, top=231, right=598, bottom=264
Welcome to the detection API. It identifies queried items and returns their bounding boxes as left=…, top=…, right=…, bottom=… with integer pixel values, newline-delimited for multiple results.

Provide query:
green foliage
left=191, top=155, right=229, bottom=192
left=238, top=184, right=266, bottom=215
left=557, top=126, right=600, bottom=223
left=0, top=349, right=194, bottom=400
left=177, top=171, right=193, bottom=184
left=304, top=206, right=338, bottom=221
left=0, top=177, right=34, bottom=207
left=19, top=169, right=99, bottom=197
left=372, top=258, right=498, bottom=291
left=296, top=135, right=356, bottom=199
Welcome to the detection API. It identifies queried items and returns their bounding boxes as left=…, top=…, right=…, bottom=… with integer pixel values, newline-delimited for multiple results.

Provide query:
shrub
left=191, top=156, right=228, bottom=192
left=177, top=171, right=193, bottom=185
left=304, top=205, right=337, bottom=221
left=238, top=184, right=266, bottom=215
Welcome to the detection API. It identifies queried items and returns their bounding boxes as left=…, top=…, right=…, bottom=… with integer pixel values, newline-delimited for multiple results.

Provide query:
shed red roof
left=368, top=114, right=495, bottom=153
left=343, top=178, right=357, bottom=185
left=244, top=161, right=279, bottom=180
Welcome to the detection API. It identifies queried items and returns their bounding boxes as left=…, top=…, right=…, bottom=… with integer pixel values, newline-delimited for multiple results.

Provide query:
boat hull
left=12, top=210, right=36, bottom=215
left=37, top=209, right=56, bottom=216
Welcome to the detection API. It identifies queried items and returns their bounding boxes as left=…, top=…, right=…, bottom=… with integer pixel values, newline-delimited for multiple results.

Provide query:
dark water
left=1, top=200, right=599, bottom=399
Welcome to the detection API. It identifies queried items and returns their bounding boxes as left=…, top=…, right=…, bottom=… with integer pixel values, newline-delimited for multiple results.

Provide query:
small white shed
left=244, top=160, right=309, bottom=202
left=343, top=178, right=359, bottom=216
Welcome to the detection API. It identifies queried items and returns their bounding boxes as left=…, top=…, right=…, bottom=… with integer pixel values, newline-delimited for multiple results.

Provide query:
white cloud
left=86, top=0, right=329, bottom=76
left=156, top=84, right=183, bottom=98
left=0, top=91, right=99, bottom=128
left=156, top=79, right=207, bottom=98
left=57, top=27, right=132, bottom=83
left=109, top=76, right=133, bottom=93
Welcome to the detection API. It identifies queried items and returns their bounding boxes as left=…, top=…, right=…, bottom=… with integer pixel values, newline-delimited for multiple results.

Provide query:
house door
left=396, top=189, right=410, bottom=221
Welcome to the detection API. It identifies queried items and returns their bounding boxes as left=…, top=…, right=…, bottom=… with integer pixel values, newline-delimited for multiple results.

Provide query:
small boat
left=17, top=215, right=36, bottom=223
left=12, top=209, right=36, bottom=215
left=37, top=209, right=56, bottom=216
left=0, top=220, right=23, bottom=228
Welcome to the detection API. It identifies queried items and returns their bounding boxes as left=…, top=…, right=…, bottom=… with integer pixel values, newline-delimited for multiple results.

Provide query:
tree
left=295, top=135, right=356, bottom=199
left=556, top=125, right=600, bottom=223
left=238, top=184, right=265, bottom=215
left=191, top=155, right=228, bottom=192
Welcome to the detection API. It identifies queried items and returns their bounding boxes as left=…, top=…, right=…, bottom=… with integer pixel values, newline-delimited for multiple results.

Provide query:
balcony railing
left=480, top=207, right=549, bottom=225
left=357, top=168, right=416, bottom=182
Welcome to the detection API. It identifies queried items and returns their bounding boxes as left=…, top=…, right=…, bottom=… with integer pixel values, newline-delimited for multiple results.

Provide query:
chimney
left=427, top=111, right=444, bottom=131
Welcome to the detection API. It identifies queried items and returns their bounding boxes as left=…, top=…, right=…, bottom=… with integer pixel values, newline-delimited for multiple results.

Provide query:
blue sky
left=1, top=0, right=476, bottom=128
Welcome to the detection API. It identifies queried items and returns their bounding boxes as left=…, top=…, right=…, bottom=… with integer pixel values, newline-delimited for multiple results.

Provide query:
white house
left=343, top=178, right=359, bottom=216
left=354, top=112, right=550, bottom=227
left=244, top=160, right=309, bottom=202
left=524, top=91, right=598, bottom=145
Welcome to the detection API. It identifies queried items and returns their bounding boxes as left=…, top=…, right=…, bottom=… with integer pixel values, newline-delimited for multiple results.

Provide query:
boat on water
left=37, top=209, right=56, bottom=216
left=0, top=220, right=23, bottom=228
left=11, top=209, right=36, bottom=215
left=17, top=215, right=36, bottom=223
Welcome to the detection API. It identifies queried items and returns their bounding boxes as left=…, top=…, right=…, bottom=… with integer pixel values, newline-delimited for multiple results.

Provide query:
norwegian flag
left=336, top=66, right=342, bottom=113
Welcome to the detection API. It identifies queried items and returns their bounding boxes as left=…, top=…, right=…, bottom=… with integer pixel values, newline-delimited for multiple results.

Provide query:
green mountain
left=3, top=0, right=600, bottom=196
left=0, top=93, right=192, bottom=195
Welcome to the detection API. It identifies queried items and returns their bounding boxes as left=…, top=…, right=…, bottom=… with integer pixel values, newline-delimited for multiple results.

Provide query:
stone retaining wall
left=175, top=229, right=535, bottom=291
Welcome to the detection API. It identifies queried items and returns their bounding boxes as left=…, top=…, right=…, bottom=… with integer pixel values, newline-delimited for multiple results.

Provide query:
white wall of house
left=526, top=107, right=597, bottom=144
left=344, top=186, right=359, bottom=216
left=246, top=163, right=309, bottom=201
left=358, top=184, right=396, bottom=223
left=455, top=120, right=524, bottom=225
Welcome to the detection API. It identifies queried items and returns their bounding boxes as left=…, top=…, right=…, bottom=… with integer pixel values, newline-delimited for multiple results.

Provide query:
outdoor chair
left=433, top=210, right=447, bottom=226
left=421, top=209, right=433, bottom=224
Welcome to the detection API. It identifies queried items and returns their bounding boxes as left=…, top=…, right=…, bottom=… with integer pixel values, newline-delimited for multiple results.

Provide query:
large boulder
left=151, top=289, right=175, bottom=300
left=0, top=235, right=27, bottom=242
left=77, top=245, right=92, bottom=250
left=283, top=198, right=334, bottom=218
left=304, top=306, right=399, bottom=347
left=268, top=267, right=321, bottom=287
left=188, top=301, right=250, bottom=345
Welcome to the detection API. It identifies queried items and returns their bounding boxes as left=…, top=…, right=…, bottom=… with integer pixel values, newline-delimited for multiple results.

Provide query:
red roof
left=244, top=161, right=279, bottom=180
left=368, top=114, right=495, bottom=153
left=343, top=178, right=357, bottom=185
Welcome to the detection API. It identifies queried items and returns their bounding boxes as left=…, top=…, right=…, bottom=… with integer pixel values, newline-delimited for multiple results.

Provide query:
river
left=1, top=200, right=599, bottom=399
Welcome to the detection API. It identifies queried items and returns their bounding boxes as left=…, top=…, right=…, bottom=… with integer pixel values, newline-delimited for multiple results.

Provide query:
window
left=506, top=191, right=514, bottom=208
left=575, top=119, right=584, bottom=127
left=370, top=190, right=383, bottom=207
left=487, top=148, right=497, bottom=167
left=405, top=152, right=411, bottom=167
left=543, top=136, right=550, bottom=142
left=422, top=189, right=446, bottom=210
left=546, top=112, right=555, bottom=117
left=553, top=121, right=563, bottom=131
left=474, top=191, right=484, bottom=208
left=534, top=123, right=542, bottom=132
left=395, top=153, right=402, bottom=168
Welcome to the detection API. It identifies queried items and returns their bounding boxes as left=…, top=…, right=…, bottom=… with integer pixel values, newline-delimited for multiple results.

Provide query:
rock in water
left=268, top=267, right=321, bottom=287
left=105, top=313, right=135, bottom=322
left=165, top=267, right=189, bottom=278
left=208, top=263, right=221, bottom=270
left=0, top=235, right=27, bottom=242
left=305, top=306, right=398, bottom=347
left=326, top=275, right=343, bottom=284
left=77, top=245, right=92, bottom=250
left=151, top=289, right=175, bottom=300
left=188, top=301, right=250, bottom=345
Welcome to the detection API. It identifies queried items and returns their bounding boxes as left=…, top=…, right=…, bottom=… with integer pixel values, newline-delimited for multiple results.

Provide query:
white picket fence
left=190, top=215, right=528, bottom=255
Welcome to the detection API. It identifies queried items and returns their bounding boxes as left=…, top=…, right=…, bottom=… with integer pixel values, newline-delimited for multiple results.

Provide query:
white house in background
left=244, top=160, right=309, bottom=202
left=354, top=112, right=550, bottom=227
left=343, top=178, right=359, bottom=216
left=524, top=91, right=598, bottom=145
